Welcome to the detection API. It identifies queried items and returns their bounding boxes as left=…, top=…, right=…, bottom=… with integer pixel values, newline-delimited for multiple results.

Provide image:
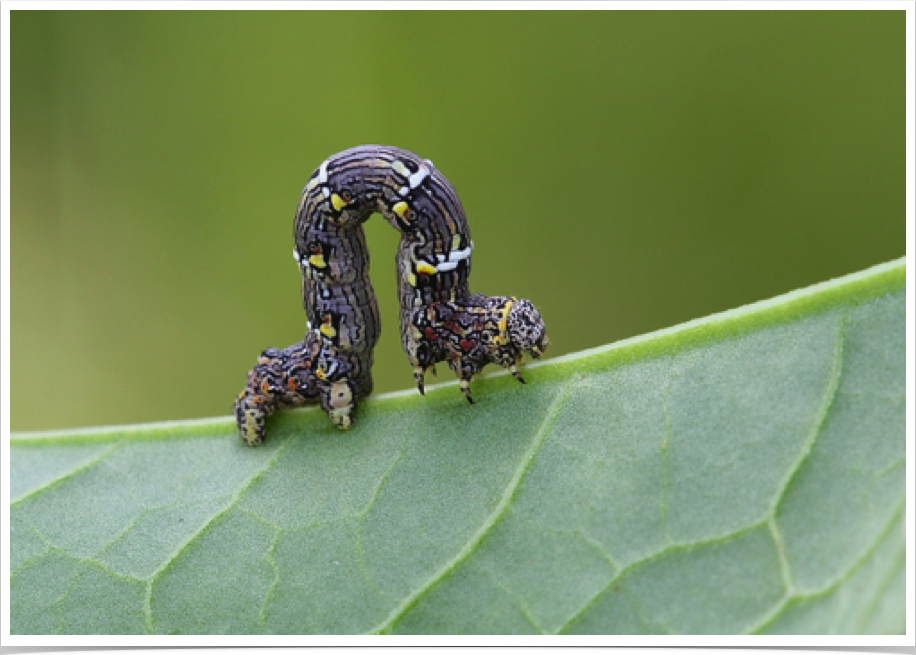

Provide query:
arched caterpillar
left=235, top=145, right=549, bottom=446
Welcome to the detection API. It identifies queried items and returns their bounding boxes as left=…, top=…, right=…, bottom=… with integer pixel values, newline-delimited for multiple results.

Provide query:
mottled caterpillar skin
left=235, top=341, right=319, bottom=442
left=235, top=145, right=549, bottom=445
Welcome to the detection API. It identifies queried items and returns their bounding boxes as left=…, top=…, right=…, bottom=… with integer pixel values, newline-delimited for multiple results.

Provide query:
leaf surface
left=9, top=258, right=906, bottom=635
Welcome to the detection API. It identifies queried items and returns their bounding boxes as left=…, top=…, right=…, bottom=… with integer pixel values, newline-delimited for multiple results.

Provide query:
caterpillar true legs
left=234, top=145, right=549, bottom=445
left=405, top=295, right=549, bottom=402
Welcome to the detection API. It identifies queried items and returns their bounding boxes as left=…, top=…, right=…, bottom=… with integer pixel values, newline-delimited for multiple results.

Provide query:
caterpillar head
left=506, top=298, right=549, bottom=359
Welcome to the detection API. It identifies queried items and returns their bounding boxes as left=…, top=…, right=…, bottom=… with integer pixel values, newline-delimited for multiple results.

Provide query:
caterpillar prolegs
left=235, top=146, right=549, bottom=446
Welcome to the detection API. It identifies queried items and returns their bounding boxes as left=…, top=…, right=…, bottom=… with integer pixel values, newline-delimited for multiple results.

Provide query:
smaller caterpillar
left=235, top=146, right=548, bottom=445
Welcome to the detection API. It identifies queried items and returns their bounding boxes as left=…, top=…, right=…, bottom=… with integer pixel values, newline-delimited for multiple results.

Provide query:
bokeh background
left=11, top=10, right=904, bottom=432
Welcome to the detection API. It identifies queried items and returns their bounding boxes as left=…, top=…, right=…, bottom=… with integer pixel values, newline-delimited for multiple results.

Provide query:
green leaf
left=9, top=258, right=905, bottom=635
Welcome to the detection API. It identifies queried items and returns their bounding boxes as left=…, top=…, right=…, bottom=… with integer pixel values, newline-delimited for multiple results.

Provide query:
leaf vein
left=10, top=441, right=124, bottom=506
left=768, top=307, right=848, bottom=520
left=368, top=377, right=577, bottom=634
left=557, top=519, right=766, bottom=633
left=748, top=498, right=905, bottom=634
left=144, top=435, right=296, bottom=631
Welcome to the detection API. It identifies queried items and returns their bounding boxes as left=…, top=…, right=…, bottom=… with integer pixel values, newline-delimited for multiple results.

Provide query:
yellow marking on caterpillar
left=331, top=193, right=348, bottom=211
left=320, top=322, right=337, bottom=339
left=392, top=161, right=411, bottom=177
left=492, top=299, right=515, bottom=345
left=416, top=262, right=437, bottom=276
left=309, top=253, right=327, bottom=268
left=393, top=201, right=411, bottom=219
left=498, top=300, right=514, bottom=333
left=452, top=233, right=462, bottom=249
left=407, top=272, right=417, bottom=287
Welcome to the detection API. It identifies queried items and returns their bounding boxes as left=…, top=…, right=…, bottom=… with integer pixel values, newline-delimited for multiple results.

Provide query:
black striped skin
left=235, top=146, right=549, bottom=446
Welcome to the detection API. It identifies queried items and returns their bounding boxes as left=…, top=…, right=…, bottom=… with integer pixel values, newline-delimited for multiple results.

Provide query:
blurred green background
left=12, top=11, right=904, bottom=432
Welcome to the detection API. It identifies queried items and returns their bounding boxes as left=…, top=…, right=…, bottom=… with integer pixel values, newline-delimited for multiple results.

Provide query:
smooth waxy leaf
left=9, top=258, right=905, bottom=635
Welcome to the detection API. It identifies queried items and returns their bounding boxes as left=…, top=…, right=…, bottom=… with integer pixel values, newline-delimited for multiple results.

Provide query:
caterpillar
left=235, top=146, right=549, bottom=446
